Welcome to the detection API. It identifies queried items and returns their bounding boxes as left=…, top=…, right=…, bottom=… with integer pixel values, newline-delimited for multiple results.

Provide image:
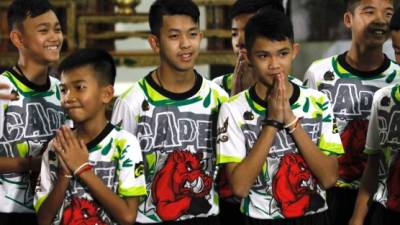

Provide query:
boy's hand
left=282, top=82, right=296, bottom=125
left=267, top=73, right=285, bottom=123
left=53, top=139, right=72, bottom=176
left=0, top=83, right=18, bottom=100
left=232, top=52, right=254, bottom=95
left=54, top=125, right=89, bottom=172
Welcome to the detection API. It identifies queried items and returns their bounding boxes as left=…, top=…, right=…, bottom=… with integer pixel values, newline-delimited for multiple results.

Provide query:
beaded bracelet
left=75, top=164, right=92, bottom=177
left=288, top=117, right=303, bottom=134
left=284, top=117, right=299, bottom=129
left=73, top=162, right=90, bottom=176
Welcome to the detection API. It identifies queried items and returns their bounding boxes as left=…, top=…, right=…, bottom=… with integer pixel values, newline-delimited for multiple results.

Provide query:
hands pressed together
left=266, top=73, right=296, bottom=126
left=52, top=125, right=89, bottom=178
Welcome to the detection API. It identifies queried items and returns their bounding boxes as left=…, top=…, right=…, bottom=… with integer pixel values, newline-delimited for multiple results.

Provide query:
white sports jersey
left=217, top=83, right=344, bottom=219
left=34, top=123, right=146, bottom=224
left=364, top=83, right=400, bottom=212
left=304, top=52, right=400, bottom=189
left=111, top=71, right=229, bottom=223
left=0, top=69, right=63, bottom=213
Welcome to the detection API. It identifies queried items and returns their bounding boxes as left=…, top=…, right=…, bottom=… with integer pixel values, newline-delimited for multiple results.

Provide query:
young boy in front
left=34, top=48, right=147, bottom=225
left=213, top=1, right=287, bottom=225
left=111, top=0, right=228, bottom=224
left=217, top=9, right=344, bottom=224
left=349, top=7, right=400, bottom=225
left=303, top=1, right=400, bottom=224
left=0, top=0, right=64, bottom=223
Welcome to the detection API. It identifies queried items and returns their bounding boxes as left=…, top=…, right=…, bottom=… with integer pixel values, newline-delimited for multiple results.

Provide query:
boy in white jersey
left=111, top=0, right=228, bottom=224
left=35, top=48, right=146, bottom=225
left=350, top=7, right=400, bottom=225
left=212, top=2, right=286, bottom=225
left=303, top=0, right=400, bottom=224
left=0, top=0, right=64, bottom=223
left=217, top=9, right=344, bottom=225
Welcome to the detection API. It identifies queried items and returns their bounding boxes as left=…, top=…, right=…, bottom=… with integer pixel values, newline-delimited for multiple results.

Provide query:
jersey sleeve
left=317, top=94, right=344, bottom=156
left=303, top=64, right=318, bottom=90
left=116, top=132, right=147, bottom=198
left=111, top=95, right=139, bottom=135
left=34, top=143, right=58, bottom=212
left=216, top=102, right=246, bottom=164
left=364, top=91, right=381, bottom=155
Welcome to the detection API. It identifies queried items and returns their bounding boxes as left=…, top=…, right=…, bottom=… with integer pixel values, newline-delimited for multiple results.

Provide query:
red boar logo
left=62, top=197, right=107, bottom=225
left=272, top=153, right=324, bottom=218
left=151, top=150, right=213, bottom=221
left=338, top=120, right=369, bottom=182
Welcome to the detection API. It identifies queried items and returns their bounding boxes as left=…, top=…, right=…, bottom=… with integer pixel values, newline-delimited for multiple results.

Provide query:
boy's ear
left=101, top=85, right=114, bottom=104
left=292, top=43, right=300, bottom=60
left=148, top=34, right=160, bottom=54
left=343, top=12, right=352, bottom=29
left=9, top=30, right=24, bottom=49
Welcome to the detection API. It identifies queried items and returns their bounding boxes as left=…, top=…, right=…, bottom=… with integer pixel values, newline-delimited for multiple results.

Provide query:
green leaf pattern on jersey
left=392, top=84, right=400, bottom=104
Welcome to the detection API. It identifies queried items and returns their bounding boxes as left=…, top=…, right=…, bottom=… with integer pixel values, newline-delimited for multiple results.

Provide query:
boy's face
left=17, top=10, right=63, bottom=64
left=345, top=0, right=394, bottom=48
left=60, top=65, right=113, bottom=124
left=231, top=13, right=255, bottom=57
left=248, top=36, right=298, bottom=87
left=391, top=30, right=400, bottom=63
left=149, top=15, right=203, bottom=72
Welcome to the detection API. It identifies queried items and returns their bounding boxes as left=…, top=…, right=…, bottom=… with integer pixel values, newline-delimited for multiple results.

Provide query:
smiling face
left=60, top=65, right=113, bottom=125
left=248, top=36, right=298, bottom=87
left=15, top=10, right=63, bottom=64
left=149, top=15, right=203, bottom=73
left=345, top=0, right=394, bottom=48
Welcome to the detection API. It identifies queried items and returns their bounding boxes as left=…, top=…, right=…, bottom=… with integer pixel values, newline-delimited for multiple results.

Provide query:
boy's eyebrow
left=168, top=26, right=199, bottom=33
left=60, top=79, right=87, bottom=86
left=254, top=47, right=290, bottom=54
left=36, top=21, right=61, bottom=28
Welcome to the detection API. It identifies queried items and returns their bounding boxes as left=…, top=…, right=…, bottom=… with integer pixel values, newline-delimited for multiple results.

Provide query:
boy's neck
left=254, top=79, right=293, bottom=104
left=75, top=115, right=108, bottom=145
left=153, top=63, right=196, bottom=93
left=346, top=43, right=385, bottom=72
left=16, top=57, right=49, bottom=86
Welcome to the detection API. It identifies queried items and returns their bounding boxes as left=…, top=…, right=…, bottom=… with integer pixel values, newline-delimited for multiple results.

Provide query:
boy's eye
left=231, top=32, right=238, bottom=38
left=280, top=51, right=289, bottom=57
left=169, top=34, right=178, bottom=39
left=190, top=32, right=198, bottom=37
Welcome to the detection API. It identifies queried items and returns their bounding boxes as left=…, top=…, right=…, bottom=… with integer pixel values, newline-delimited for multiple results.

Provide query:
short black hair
left=7, top=0, right=55, bottom=31
left=58, top=48, right=116, bottom=86
left=390, top=7, right=400, bottom=31
left=343, top=0, right=360, bottom=12
left=149, top=0, right=200, bottom=36
left=230, top=0, right=285, bottom=20
left=245, top=8, right=294, bottom=52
